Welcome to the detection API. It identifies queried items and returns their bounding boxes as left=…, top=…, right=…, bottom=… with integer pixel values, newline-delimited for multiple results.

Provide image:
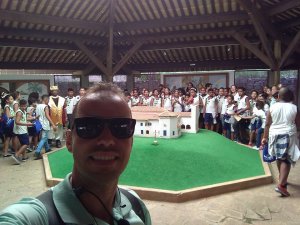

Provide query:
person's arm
left=44, top=106, right=57, bottom=131
left=13, top=102, right=19, bottom=112
left=15, top=112, right=33, bottom=127
left=262, top=111, right=272, bottom=145
left=4, top=106, right=12, bottom=118
left=27, top=108, right=36, bottom=121
left=202, top=99, right=206, bottom=117
left=198, top=97, right=203, bottom=108
left=237, top=97, right=250, bottom=115
left=149, top=97, right=154, bottom=106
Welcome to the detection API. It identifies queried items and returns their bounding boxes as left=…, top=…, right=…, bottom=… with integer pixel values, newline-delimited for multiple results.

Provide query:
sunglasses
left=73, top=117, right=136, bottom=139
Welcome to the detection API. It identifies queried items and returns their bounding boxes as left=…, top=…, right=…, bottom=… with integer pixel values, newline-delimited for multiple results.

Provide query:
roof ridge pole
left=106, top=0, right=115, bottom=82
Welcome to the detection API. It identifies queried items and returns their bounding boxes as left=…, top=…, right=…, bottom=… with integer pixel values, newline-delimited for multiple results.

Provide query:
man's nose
left=95, top=125, right=116, bottom=147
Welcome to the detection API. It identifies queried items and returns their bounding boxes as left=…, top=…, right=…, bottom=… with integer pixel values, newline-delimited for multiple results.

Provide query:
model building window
left=172, top=131, right=175, bottom=136
left=164, top=124, right=167, bottom=127
left=146, top=130, right=149, bottom=134
left=186, top=125, right=191, bottom=129
left=141, top=130, right=143, bottom=134
left=181, top=124, right=185, bottom=129
left=140, top=123, right=143, bottom=126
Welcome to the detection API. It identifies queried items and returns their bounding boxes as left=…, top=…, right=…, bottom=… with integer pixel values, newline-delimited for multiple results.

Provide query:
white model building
left=131, top=105, right=199, bottom=139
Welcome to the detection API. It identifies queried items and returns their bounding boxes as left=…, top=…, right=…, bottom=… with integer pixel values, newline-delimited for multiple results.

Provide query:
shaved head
left=279, top=87, right=294, bottom=102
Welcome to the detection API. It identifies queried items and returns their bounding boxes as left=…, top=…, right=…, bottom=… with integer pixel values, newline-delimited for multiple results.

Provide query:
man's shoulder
left=0, top=197, right=48, bottom=225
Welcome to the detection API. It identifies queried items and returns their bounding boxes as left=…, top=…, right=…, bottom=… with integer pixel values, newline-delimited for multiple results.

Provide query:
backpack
left=37, top=188, right=146, bottom=225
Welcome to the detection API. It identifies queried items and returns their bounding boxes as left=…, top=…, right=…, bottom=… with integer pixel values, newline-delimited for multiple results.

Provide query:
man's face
left=238, top=89, right=244, bottom=96
left=219, top=89, right=224, bottom=96
left=208, top=90, right=213, bottom=97
left=20, top=104, right=27, bottom=111
left=231, top=85, right=236, bottom=93
left=79, top=88, right=86, bottom=96
left=66, top=92, right=133, bottom=183
left=200, top=88, right=206, bottom=95
left=133, top=90, right=138, bottom=97
left=51, top=90, right=58, bottom=96
left=224, top=89, right=228, bottom=96
left=251, top=91, right=257, bottom=100
left=68, top=91, right=74, bottom=97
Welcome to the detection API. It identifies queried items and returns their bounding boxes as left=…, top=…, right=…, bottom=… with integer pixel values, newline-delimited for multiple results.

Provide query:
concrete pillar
left=126, top=73, right=134, bottom=91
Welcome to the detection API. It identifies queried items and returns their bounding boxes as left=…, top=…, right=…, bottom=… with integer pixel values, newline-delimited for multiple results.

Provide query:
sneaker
left=11, top=154, right=21, bottom=165
left=56, top=140, right=61, bottom=148
left=275, top=185, right=290, bottom=197
left=26, top=147, right=33, bottom=153
left=3, top=153, right=12, bottom=157
left=252, top=146, right=259, bottom=150
left=45, top=149, right=52, bottom=153
left=21, top=156, right=29, bottom=162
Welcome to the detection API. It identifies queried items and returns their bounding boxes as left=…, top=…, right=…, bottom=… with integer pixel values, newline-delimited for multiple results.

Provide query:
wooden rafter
left=231, top=32, right=273, bottom=68
left=113, top=42, right=144, bottom=75
left=280, top=31, right=300, bottom=68
left=115, top=12, right=249, bottom=31
left=74, top=40, right=108, bottom=76
left=0, top=9, right=107, bottom=31
left=267, top=0, right=300, bottom=16
left=237, top=0, right=277, bottom=69
left=106, top=0, right=115, bottom=81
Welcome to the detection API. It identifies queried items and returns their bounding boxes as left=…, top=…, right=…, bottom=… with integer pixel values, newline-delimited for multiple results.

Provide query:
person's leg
left=2, top=136, right=11, bottom=156
left=35, top=130, right=48, bottom=155
left=43, top=130, right=51, bottom=152
left=256, top=128, right=264, bottom=148
left=279, top=160, right=291, bottom=187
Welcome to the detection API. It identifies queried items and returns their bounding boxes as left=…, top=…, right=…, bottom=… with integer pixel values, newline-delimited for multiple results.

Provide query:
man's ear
left=65, top=129, right=73, bottom=153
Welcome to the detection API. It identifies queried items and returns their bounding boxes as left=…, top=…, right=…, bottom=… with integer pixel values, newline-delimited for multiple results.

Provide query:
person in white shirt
left=203, top=89, right=218, bottom=131
left=162, top=87, right=172, bottom=111
left=262, top=88, right=300, bottom=197
left=11, top=99, right=33, bottom=165
left=65, top=88, right=77, bottom=129
left=141, top=89, right=151, bottom=106
left=223, top=95, right=236, bottom=140
left=216, top=87, right=225, bottom=134
left=172, top=89, right=183, bottom=112
left=131, top=89, right=140, bottom=107
left=234, top=87, right=250, bottom=143
left=199, top=87, right=207, bottom=128
left=75, top=87, right=86, bottom=105
left=230, top=85, right=239, bottom=102
left=34, top=95, right=57, bottom=159
left=150, top=89, right=162, bottom=107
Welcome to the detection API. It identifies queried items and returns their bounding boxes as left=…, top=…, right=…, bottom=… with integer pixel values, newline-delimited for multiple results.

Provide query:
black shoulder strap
left=119, top=188, right=146, bottom=223
left=36, top=190, right=65, bottom=225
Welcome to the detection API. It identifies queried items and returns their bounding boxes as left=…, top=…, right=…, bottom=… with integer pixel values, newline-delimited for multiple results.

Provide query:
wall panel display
left=164, top=73, right=228, bottom=90
left=0, top=80, right=49, bottom=101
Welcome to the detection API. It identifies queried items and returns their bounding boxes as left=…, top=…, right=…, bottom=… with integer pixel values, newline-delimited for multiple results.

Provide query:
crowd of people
left=0, top=86, right=86, bottom=163
left=126, top=82, right=287, bottom=150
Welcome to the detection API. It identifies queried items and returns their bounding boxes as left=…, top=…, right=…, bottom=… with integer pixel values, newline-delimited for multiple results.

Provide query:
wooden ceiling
left=0, top=0, right=299, bottom=80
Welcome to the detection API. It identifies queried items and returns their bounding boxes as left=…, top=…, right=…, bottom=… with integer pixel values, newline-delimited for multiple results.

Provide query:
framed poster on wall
left=164, top=73, right=228, bottom=90
left=0, top=80, right=50, bottom=101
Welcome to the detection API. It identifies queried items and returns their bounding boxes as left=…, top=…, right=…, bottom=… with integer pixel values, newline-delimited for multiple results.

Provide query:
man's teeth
left=92, top=156, right=116, bottom=160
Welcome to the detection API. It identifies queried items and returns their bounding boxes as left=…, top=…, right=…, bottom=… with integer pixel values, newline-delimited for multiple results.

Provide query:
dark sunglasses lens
left=110, top=118, right=136, bottom=138
left=75, top=118, right=104, bottom=139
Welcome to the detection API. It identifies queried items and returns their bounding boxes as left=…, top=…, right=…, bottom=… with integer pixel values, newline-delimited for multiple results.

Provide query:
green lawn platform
left=43, top=130, right=272, bottom=202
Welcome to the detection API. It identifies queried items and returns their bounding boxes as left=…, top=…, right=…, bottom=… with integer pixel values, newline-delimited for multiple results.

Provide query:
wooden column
left=80, top=74, right=89, bottom=88
left=126, top=73, right=134, bottom=91
left=106, top=0, right=115, bottom=82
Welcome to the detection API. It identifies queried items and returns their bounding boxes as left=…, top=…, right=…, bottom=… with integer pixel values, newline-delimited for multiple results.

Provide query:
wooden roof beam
left=0, top=27, right=106, bottom=43
left=279, top=31, right=300, bottom=68
left=0, top=62, right=85, bottom=70
left=267, top=0, right=300, bottom=16
left=232, top=32, right=273, bottom=68
left=237, top=0, right=277, bottom=69
left=113, top=42, right=144, bottom=75
left=0, top=39, right=77, bottom=51
left=0, top=9, right=107, bottom=31
left=74, top=40, right=109, bottom=76
left=115, top=12, right=249, bottom=32
left=128, top=59, right=268, bottom=72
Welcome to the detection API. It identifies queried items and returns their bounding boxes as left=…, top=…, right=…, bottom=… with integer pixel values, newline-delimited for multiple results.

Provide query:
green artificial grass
left=48, top=130, right=265, bottom=191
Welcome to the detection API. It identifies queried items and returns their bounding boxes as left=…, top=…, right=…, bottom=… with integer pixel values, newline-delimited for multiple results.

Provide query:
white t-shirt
left=205, top=96, right=217, bottom=114
left=65, top=96, right=77, bottom=114
left=36, top=104, right=50, bottom=131
left=221, top=98, right=228, bottom=115
left=253, top=109, right=266, bottom=129
left=217, top=96, right=225, bottom=113
left=199, top=94, right=208, bottom=113
left=172, top=97, right=183, bottom=112
left=163, top=96, right=172, bottom=111
left=269, top=102, right=297, bottom=135
left=13, top=109, right=28, bottom=135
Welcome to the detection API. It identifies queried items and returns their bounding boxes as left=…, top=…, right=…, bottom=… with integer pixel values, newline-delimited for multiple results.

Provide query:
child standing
left=1, top=94, right=15, bottom=157
left=223, top=95, right=236, bottom=140
left=11, top=99, right=33, bottom=164
left=34, top=95, right=57, bottom=159
left=203, top=88, right=218, bottom=131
